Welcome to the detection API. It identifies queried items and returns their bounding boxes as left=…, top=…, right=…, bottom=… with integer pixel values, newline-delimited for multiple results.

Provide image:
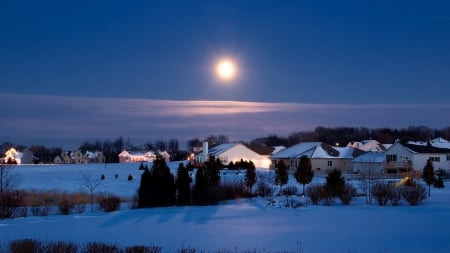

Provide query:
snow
left=1, top=162, right=450, bottom=252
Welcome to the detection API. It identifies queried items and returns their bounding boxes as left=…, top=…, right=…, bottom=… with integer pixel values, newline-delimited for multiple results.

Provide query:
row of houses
left=118, top=150, right=171, bottom=163
left=195, top=138, right=450, bottom=175
left=53, top=150, right=106, bottom=164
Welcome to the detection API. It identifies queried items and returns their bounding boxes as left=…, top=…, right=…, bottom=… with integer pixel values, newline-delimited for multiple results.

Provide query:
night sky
left=1, top=1, right=450, bottom=149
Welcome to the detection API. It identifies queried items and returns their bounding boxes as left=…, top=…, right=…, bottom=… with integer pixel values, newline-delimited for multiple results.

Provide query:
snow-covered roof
left=85, top=151, right=98, bottom=159
left=353, top=152, right=385, bottom=163
left=407, top=137, right=450, bottom=149
left=208, top=143, right=237, bottom=156
left=118, top=150, right=156, bottom=157
left=271, top=142, right=322, bottom=159
left=347, top=140, right=385, bottom=152
left=272, top=146, right=286, bottom=154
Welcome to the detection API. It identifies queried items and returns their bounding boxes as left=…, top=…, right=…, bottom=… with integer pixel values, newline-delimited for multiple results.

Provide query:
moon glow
left=215, top=59, right=237, bottom=81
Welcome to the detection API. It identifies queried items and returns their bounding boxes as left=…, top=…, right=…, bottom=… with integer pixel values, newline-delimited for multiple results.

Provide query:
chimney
left=202, top=141, right=208, bottom=162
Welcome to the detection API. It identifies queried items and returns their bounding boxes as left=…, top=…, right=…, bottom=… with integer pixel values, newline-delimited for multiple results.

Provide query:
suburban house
left=271, top=142, right=364, bottom=173
left=54, top=150, right=106, bottom=164
left=1, top=148, right=37, bottom=164
left=118, top=150, right=170, bottom=163
left=85, top=151, right=106, bottom=163
left=118, top=150, right=156, bottom=163
left=196, top=142, right=275, bottom=169
left=384, top=141, right=450, bottom=174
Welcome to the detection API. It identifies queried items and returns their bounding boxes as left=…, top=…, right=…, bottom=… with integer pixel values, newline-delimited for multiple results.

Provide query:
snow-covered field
left=1, top=162, right=450, bottom=253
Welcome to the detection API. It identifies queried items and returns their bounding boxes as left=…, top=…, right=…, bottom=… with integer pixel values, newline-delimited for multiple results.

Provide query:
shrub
left=401, top=183, right=427, bottom=206
left=99, top=196, right=121, bottom=212
left=371, top=182, right=390, bottom=206
left=255, top=180, right=273, bottom=197
left=388, top=185, right=402, bottom=206
left=83, top=242, right=122, bottom=253
left=8, top=239, right=44, bottom=253
left=306, top=183, right=323, bottom=205
left=46, top=241, right=78, bottom=253
left=126, top=245, right=162, bottom=253
left=218, top=181, right=252, bottom=201
left=176, top=245, right=196, bottom=253
left=339, top=183, right=356, bottom=205
left=280, top=185, right=297, bottom=196
left=434, top=178, right=445, bottom=188
left=1, top=190, right=26, bottom=219
left=128, top=174, right=134, bottom=181
left=101, top=174, right=106, bottom=180
left=58, top=199, right=75, bottom=215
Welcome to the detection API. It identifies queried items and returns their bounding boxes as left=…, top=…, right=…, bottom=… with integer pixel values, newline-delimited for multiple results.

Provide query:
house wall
left=273, top=157, right=352, bottom=174
left=413, top=153, right=450, bottom=171
left=353, top=162, right=384, bottom=173
left=312, top=158, right=353, bottom=174
left=384, top=142, right=450, bottom=173
left=216, top=144, right=271, bottom=169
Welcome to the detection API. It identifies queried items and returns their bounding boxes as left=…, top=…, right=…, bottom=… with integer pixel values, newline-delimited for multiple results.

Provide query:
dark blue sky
left=1, top=1, right=450, bottom=148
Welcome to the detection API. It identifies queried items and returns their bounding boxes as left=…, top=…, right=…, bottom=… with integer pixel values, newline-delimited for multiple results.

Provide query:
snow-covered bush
left=306, top=183, right=323, bottom=205
left=401, top=183, right=427, bottom=206
left=98, top=196, right=121, bottom=212
left=388, top=184, right=402, bottom=206
left=371, top=182, right=390, bottom=206
left=280, top=185, right=297, bottom=196
left=339, top=183, right=356, bottom=205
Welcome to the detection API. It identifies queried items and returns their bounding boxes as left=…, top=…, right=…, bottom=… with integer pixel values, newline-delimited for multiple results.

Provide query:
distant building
left=54, top=150, right=105, bottom=164
left=2, top=148, right=37, bottom=164
left=271, top=142, right=364, bottom=173
left=196, top=142, right=274, bottom=169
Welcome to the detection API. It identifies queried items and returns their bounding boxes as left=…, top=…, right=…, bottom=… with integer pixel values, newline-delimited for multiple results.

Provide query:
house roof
left=208, top=143, right=237, bottom=156
left=271, top=142, right=322, bottom=159
left=347, top=140, right=386, bottom=152
left=272, top=142, right=363, bottom=159
left=245, top=144, right=277, bottom=155
left=401, top=142, right=450, bottom=154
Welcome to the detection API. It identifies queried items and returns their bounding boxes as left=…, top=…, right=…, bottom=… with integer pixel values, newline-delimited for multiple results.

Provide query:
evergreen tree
left=206, top=157, right=221, bottom=188
left=193, top=166, right=209, bottom=205
left=294, top=155, right=314, bottom=196
left=422, top=158, right=437, bottom=196
left=138, top=155, right=176, bottom=208
left=275, top=160, right=289, bottom=194
left=245, top=161, right=256, bottom=192
left=325, top=169, right=345, bottom=198
left=176, top=163, right=191, bottom=206
left=137, top=168, right=152, bottom=208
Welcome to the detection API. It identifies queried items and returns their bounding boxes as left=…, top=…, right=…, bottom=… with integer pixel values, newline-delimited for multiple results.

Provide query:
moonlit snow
left=1, top=162, right=450, bottom=253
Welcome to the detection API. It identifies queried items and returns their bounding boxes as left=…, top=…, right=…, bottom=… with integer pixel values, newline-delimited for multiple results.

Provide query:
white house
left=2, top=148, right=36, bottom=164
left=118, top=150, right=156, bottom=163
left=384, top=141, right=450, bottom=174
left=201, top=143, right=273, bottom=169
left=271, top=142, right=363, bottom=173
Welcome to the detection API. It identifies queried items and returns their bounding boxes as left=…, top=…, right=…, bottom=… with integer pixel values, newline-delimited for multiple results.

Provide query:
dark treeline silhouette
left=250, top=125, right=450, bottom=147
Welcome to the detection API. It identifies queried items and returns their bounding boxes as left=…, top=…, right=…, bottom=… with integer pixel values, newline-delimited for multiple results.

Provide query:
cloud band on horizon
left=1, top=93, right=449, bottom=148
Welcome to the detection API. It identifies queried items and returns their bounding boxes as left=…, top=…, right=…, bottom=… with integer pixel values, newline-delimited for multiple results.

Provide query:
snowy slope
left=1, top=163, right=450, bottom=253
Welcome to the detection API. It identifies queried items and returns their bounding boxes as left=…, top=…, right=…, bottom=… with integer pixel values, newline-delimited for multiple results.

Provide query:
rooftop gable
left=271, top=142, right=322, bottom=159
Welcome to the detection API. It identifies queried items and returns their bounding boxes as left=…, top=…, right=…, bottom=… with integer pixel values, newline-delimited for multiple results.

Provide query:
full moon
left=215, top=59, right=237, bottom=81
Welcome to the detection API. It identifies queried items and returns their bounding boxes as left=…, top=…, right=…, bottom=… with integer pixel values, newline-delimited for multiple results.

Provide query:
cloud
left=432, top=16, right=450, bottom=20
left=1, top=93, right=449, bottom=148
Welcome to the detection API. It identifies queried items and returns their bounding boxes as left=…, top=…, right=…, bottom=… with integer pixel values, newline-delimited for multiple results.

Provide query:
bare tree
left=356, top=155, right=384, bottom=204
left=81, top=173, right=102, bottom=212
left=0, top=164, right=19, bottom=217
